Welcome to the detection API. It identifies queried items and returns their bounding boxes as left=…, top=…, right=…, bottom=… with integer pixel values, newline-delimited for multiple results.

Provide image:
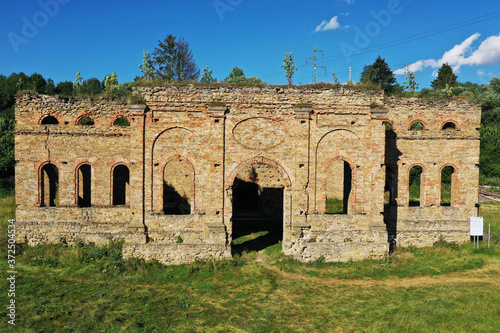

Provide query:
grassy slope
left=1, top=196, right=499, bottom=332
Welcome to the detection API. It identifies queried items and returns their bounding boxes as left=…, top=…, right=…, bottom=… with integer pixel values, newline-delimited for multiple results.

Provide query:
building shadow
left=163, top=182, right=191, bottom=215
left=383, top=128, right=402, bottom=253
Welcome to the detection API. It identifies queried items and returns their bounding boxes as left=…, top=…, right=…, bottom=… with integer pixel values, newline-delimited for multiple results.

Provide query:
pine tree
left=431, top=63, right=458, bottom=90
left=152, top=34, right=200, bottom=81
left=360, top=56, right=396, bottom=93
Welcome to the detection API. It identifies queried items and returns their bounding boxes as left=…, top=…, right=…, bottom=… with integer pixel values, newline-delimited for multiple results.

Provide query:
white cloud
left=394, top=33, right=500, bottom=74
left=341, top=0, right=356, bottom=4
left=314, top=16, right=341, bottom=32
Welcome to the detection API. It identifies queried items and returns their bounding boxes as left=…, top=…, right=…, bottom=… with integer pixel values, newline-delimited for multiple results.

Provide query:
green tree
left=152, top=34, right=200, bottom=81
left=477, top=78, right=500, bottom=126
left=138, top=50, right=155, bottom=80
left=81, top=78, right=103, bottom=96
left=55, top=81, right=74, bottom=96
left=0, top=107, right=15, bottom=190
left=332, top=68, right=339, bottom=85
left=281, top=52, right=297, bottom=85
left=403, top=65, right=418, bottom=96
left=224, top=67, right=265, bottom=85
left=359, top=65, right=376, bottom=85
left=431, top=63, right=457, bottom=90
left=201, top=65, right=217, bottom=83
left=29, top=73, right=47, bottom=93
left=359, top=56, right=396, bottom=93
left=74, top=72, right=83, bottom=95
left=104, top=72, right=119, bottom=97
left=45, top=78, right=56, bottom=95
left=480, top=125, right=500, bottom=178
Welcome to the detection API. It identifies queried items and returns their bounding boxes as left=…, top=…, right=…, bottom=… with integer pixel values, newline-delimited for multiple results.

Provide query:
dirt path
left=256, top=253, right=500, bottom=289
left=479, top=188, right=500, bottom=203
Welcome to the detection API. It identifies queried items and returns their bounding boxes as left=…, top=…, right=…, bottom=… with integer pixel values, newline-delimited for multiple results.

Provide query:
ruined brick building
left=15, top=85, right=481, bottom=264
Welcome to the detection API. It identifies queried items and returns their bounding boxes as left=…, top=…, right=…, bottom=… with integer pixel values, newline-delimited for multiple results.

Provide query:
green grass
left=1, top=196, right=500, bottom=332
left=325, top=197, right=344, bottom=214
left=232, top=231, right=269, bottom=245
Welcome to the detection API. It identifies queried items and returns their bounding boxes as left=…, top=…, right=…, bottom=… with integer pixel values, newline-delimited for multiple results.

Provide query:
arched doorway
left=230, top=162, right=286, bottom=255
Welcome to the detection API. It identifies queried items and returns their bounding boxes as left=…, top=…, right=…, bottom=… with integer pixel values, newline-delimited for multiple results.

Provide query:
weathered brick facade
left=14, top=85, right=481, bottom=264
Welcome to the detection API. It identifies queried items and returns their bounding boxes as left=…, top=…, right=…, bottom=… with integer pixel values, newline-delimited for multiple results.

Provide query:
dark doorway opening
left=40, top=164, right=59, bottom=207
left=113, top=165, right=129, bottom=205
left=231, top=176, right=283, bottom=255
left=77, top=164, right=91, bottom=207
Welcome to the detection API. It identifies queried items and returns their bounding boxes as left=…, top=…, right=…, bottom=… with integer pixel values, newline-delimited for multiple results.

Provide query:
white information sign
left=470, top=217, right=484, bottom=236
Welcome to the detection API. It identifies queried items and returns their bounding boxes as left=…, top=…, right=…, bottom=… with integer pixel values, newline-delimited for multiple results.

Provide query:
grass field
left=1, top=196, right=500, bottom=332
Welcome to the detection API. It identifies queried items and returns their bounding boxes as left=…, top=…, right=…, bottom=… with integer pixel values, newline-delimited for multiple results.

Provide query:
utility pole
left=306, top=45, right=325, bottom=84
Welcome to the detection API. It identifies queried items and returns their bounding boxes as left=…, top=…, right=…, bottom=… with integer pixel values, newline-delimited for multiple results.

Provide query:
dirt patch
left=257, top=254, right=500, bottom=289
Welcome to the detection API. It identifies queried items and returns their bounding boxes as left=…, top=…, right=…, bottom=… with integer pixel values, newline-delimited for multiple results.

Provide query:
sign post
left=470, top=217, right=483, bottom=249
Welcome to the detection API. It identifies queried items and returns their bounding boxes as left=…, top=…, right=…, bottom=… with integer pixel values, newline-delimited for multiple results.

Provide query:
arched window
left=40, top=164, right=59, bottom=207
left=78, top=116, right=94, bottom=125
left=77, top=164, right=91, bottom=207
left=326, top=160, right=352, bottom=214
left=442, top=122, right=456, bottom=130
left=113, top=117, right=130, bottom=127
left=112, top=165, right=129, bottom=205
left=41, top=116, right=59, bottom=124
left=441, top=166, right=455, bottom=206
left=163, top=159, right=193, bottom=215
left=409, top=122, right=424, bottom=131
left=383, top=121, right=392, bottom=131
left=409, top=166, right=422, bottom=206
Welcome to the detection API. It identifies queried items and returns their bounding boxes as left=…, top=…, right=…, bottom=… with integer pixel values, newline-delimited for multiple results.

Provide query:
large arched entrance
left=230, top=162, right=287, bottom=255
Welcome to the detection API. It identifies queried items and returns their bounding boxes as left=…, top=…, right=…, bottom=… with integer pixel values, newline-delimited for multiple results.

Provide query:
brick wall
left=15, top=86, right=481, bottom=264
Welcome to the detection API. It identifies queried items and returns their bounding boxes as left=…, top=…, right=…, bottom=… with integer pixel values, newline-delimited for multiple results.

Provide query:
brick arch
left=438, top=160, right=460, bottom=173
left=406, top=162, right=426, bottom=183
left=438, top=161, right=460, bottom=206
left=158, top=153, right=196, bottom=177
left=226, top=156, right=292, bottom=190
left=37, top=160, right=62, bottom=207
left=74, top=112, right=96, bottom=125
left=382, top=120, right=395, bottom=131
left=38, top=112, right=63, bottom=125
left=406, top=163, right=425, bottom=206
left=317, top=128, right=361, bottom=148
left=109, top=162, right=131, bottom=206
left=151, top=152, right=196, bottom=213
left=440, top=119, right=460, bottom=130
left=151, top=126, right=196, bottom=150
left=408, top=119, right=427, bottom=130
left=110, top=114, right=132, bottom=126
left=74, top=161, right=93, bottom=207
left=322, top=154, right=358, bottom=174
left=319, top=154, right=358, bottom=214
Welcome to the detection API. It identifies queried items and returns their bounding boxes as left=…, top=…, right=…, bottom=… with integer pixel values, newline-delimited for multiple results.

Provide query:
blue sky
left=1, top=0, right=500, bottom=89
